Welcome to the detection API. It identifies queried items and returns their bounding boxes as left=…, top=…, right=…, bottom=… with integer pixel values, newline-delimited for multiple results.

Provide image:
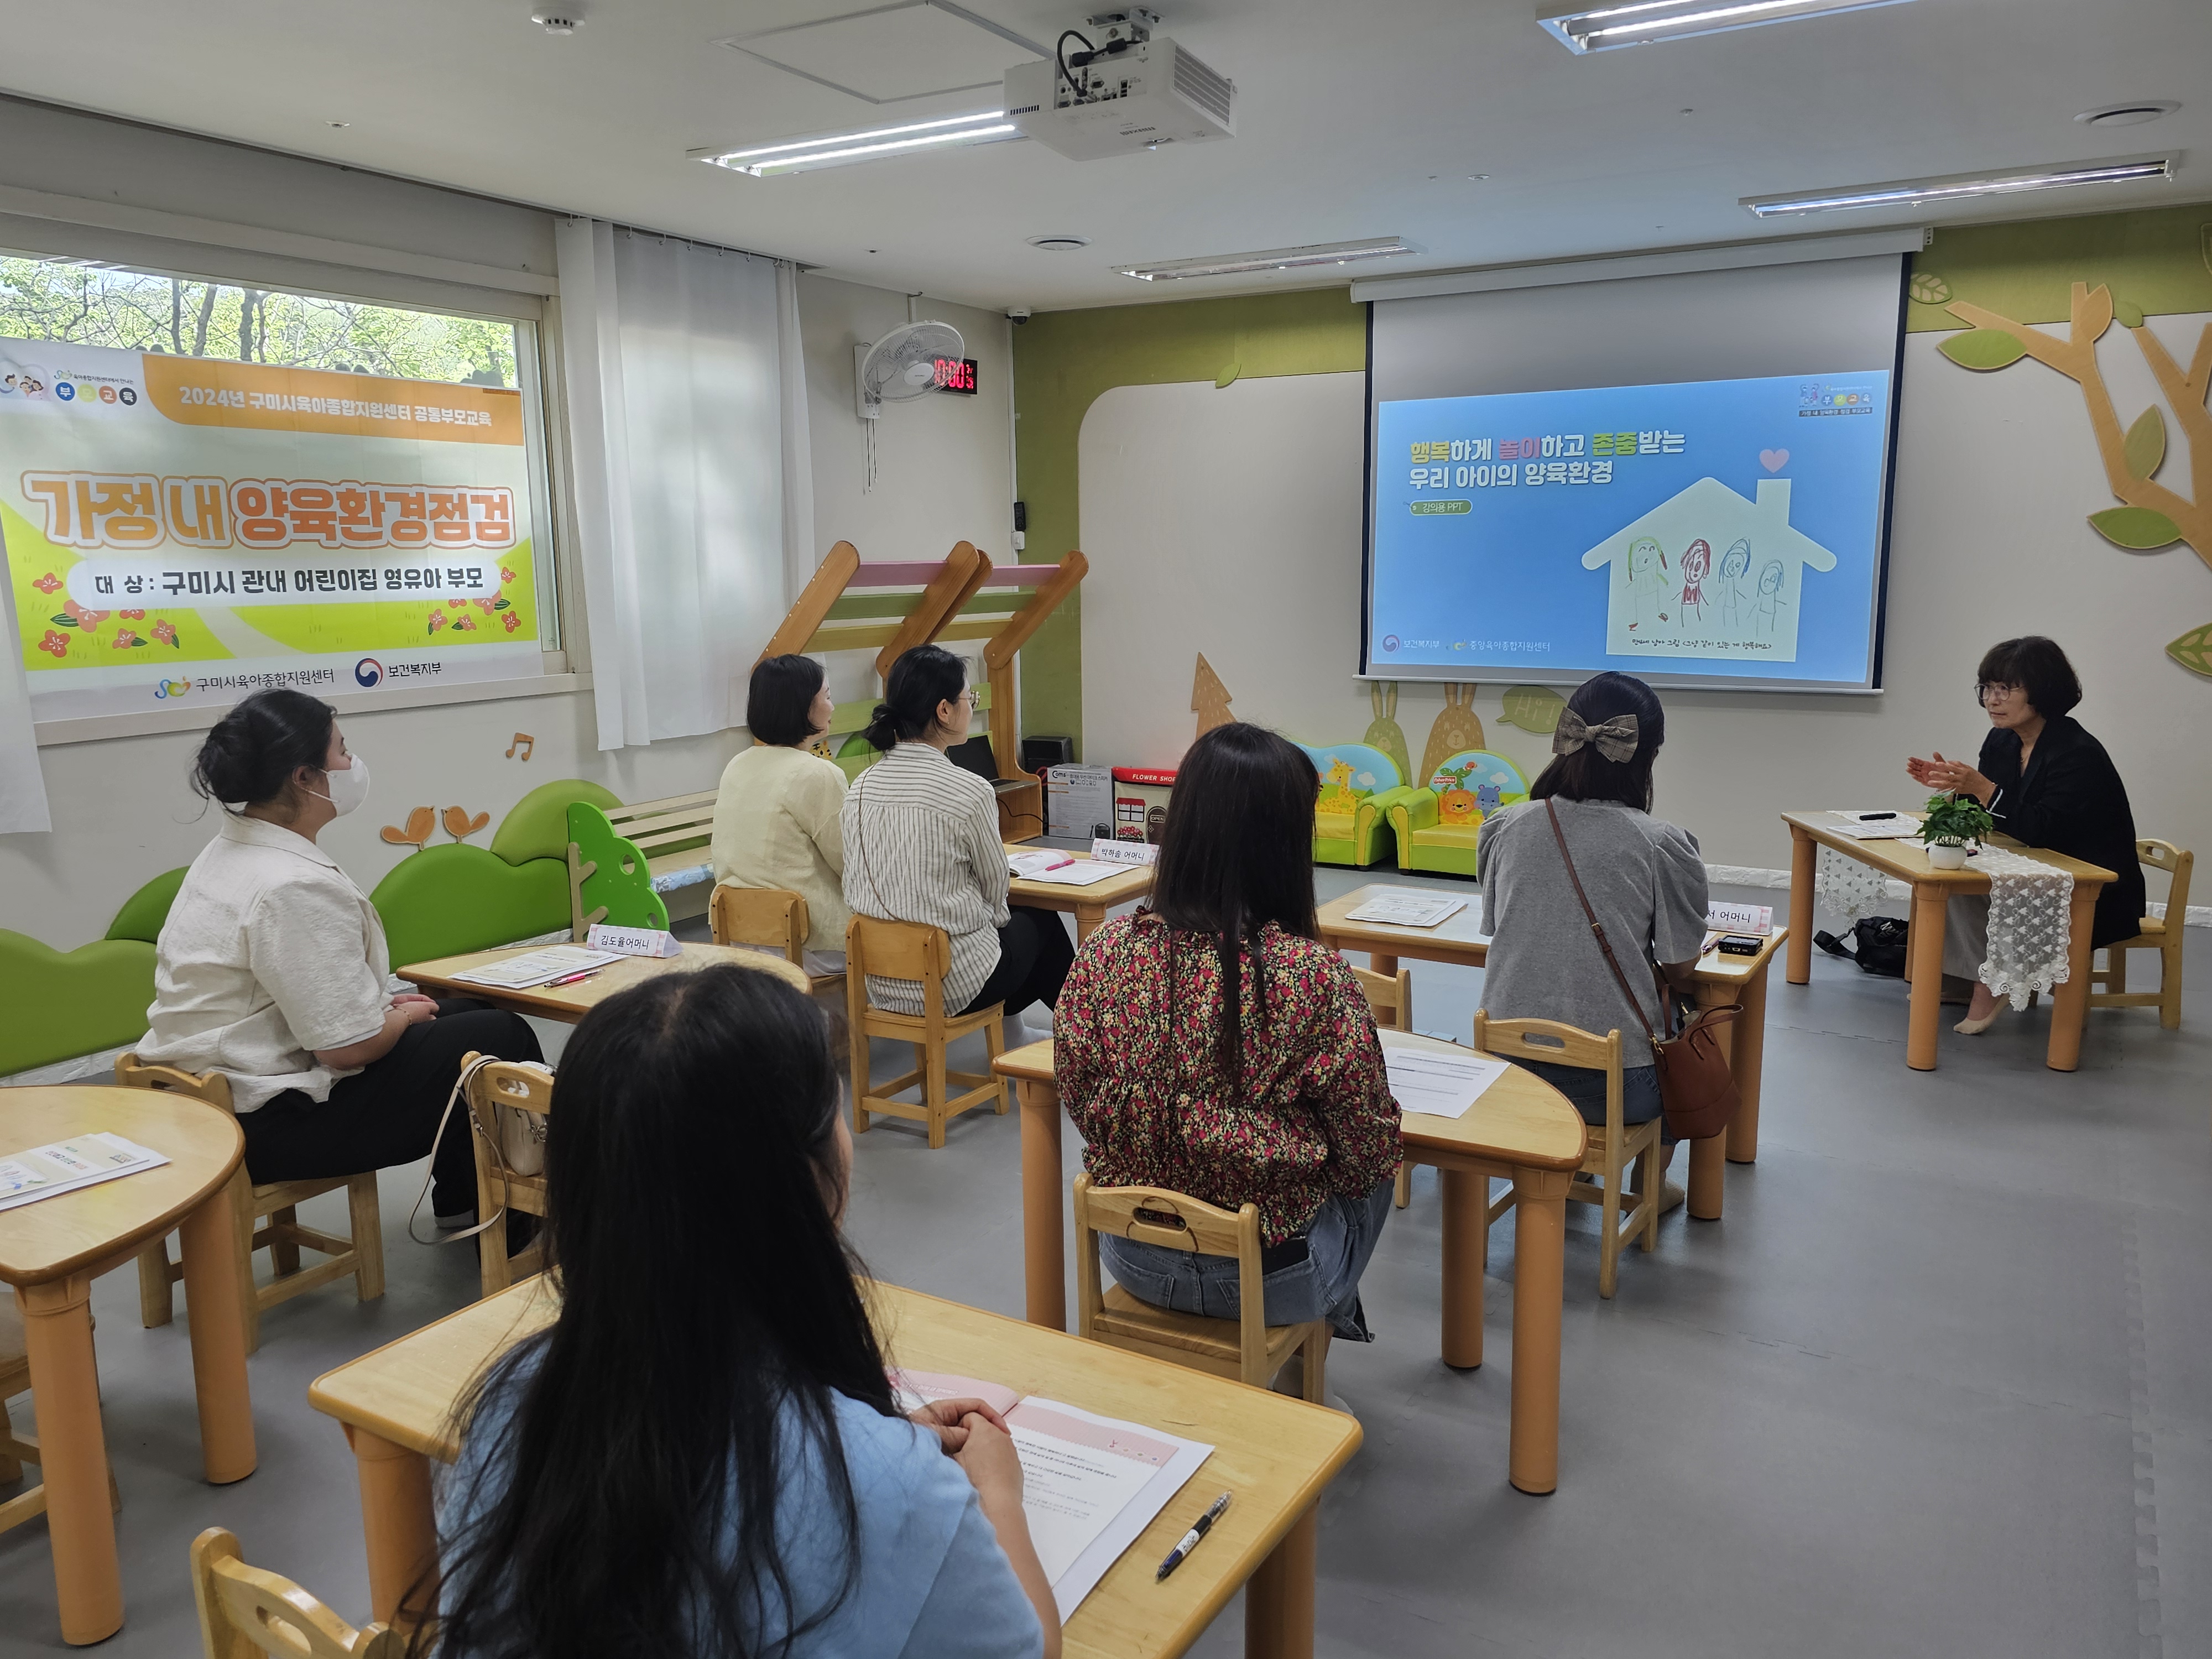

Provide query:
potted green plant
left=1919, top=791, right=1994, bottom=869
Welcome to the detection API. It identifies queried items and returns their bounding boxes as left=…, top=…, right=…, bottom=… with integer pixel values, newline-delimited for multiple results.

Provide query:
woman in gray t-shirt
left=1475, top=673, right=1708, bottom=1139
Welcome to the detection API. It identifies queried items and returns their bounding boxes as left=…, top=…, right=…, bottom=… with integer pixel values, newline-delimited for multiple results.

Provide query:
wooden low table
left=397, top=940, right=810, bottom=1021
left=0, top=1088, right=258, bottom=1645
left=993, top=1037, right=1588, bottom=1495
left=1313, top=886, right=1787, bottom=1213
left=310, top=1279, right=1360, bottom=1659
left=1781, top=812, right=2114, bottom=1072
left=1005, top=842, right=1155, bottom=943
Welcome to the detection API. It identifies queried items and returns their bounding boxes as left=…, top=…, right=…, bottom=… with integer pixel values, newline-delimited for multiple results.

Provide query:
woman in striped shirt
left=841, top=646, right=1073, bottom=1027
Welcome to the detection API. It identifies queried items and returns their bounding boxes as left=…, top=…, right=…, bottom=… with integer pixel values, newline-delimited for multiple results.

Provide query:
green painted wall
left=1907, top=202, right=2212, bottom=331
left=1011, top=288, right=1366, bottom=755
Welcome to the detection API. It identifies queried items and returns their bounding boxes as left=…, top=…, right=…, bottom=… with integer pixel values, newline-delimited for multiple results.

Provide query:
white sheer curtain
left=556, top=221, right=815, bottom=749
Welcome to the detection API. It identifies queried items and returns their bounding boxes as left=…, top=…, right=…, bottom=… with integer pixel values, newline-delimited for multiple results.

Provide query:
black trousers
left=960, top=906, right=1076, bottom=1018
left=241, top=999, right=542, bottom=1218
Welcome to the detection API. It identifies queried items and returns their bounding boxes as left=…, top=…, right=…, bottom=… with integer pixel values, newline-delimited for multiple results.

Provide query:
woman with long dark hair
left=139, top=687, right=540, bottom=1230
left=1476, top=672, right=1707, bottom=1151
left=841, top=645, right=1072, bottom=1029
left=713, top=653, right=851, bottom=975
left=430, top=966, right=1057, bottom=1659
left=1905, top=635, right=2145, bottom=1034
left=1053, top=723, right=1401, bottom=1349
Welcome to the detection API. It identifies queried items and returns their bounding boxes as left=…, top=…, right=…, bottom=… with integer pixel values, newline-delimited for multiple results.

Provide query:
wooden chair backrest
left=191, top=1528, right=401, bottom=1659
left=1349, top=964, right=1413, bottom=1032
left=1472, top=1011, right=1619, bottom=1074
left=1072, top=1172, right=1267, bottom=1379
left=461, top=1052, right=555, bottom=1123
left=2137, top=839, right=2193, bottom=913
left=711, top=886, right=811, bottom=965
left=116, top=1052, right=235, bottom=1113
left=846, top=915, right=951, bottom=1019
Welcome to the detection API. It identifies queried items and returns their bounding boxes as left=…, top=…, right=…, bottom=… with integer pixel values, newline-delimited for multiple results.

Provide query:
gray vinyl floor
left=4, top=867, right=2208, bottom=1658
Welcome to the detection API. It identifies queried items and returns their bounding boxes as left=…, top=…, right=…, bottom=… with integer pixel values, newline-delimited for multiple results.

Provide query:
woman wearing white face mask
left=140, top=688, right=542, bottom=1229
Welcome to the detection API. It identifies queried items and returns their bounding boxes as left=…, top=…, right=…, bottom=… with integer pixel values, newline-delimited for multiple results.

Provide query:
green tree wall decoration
left=1938, top=280, right=2212, bottom=677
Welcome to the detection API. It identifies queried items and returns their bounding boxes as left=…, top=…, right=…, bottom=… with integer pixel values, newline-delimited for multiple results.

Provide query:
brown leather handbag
left=1543, top=799, right=1741, bottom=1141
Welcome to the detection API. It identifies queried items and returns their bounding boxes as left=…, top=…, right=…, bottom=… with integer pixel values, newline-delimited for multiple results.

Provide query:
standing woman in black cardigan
left=1906, top=636, right=2146, bottom=1034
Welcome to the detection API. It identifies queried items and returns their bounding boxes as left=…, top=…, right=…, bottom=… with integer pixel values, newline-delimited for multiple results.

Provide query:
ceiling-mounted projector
left=1005, top=9, right=1234, bottom=161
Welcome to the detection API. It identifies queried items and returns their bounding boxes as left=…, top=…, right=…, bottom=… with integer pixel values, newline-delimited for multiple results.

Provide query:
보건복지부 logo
left=354, top=658, right=384, bottom=688
left=154, top=677, right=192, bottom=700
left=1382, top=634, right=1401, bottom=653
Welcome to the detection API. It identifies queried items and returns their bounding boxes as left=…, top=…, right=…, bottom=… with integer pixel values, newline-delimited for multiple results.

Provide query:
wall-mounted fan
left=853, top=318, right=966, bottom=492
left=853, top=319, right=966, bottom=420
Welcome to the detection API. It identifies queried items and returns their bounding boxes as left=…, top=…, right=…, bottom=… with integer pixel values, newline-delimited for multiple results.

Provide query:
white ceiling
left=0, top=0, right=2206, bottom=312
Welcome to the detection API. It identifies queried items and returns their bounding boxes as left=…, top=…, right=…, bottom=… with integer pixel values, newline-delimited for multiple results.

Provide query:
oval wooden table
left=994, top=1034, right=1589, bottom=1495
left=0, top=1087, right=258, bottom=1645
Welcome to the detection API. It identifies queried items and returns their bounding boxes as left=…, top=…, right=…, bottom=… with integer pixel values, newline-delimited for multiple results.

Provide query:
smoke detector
left=1026, top=234, right=1091, bottom=251
left=530, top=9, right=585, bottom=34
left=2075, top=100, right=2179, bottom=128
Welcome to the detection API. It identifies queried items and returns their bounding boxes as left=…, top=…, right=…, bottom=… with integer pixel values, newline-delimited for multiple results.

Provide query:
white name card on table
left=0, top=1133, right=170, bottom=1214
left=586, top=923, right=683, bottom=959
left=1090, top=837, right=1158, bottom=867
left=1378, top=1032, right=1510, bottom=1119
left=1344, top=888, right=1468, bottom=929
left=1706, top=901, right=1773, bottom=935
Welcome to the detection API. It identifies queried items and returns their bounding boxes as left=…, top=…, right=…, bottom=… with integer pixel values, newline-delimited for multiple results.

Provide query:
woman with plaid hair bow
left=1475, top=673, right=1709, bottom=1152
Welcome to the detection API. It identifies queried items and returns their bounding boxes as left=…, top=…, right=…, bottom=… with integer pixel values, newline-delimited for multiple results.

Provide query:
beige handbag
left=408, top=1053, right=552, bottom=1243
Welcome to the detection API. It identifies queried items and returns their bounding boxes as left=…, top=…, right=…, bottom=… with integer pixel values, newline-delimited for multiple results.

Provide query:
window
left=1, top=252, right=562, bottom=723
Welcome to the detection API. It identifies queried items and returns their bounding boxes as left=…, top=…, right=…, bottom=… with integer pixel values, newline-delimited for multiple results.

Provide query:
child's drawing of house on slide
left=1580, top=478, right=1835, bottom=662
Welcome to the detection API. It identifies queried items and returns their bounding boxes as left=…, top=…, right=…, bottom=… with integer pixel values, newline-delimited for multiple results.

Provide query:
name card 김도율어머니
left=585, top=922, right=683, bottom=959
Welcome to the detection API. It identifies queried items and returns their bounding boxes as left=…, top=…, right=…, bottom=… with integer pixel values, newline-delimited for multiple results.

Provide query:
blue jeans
left=1516, top=1059, right=1667, bottom=1140
left=1099, top=1179, right=1397, bottom=1342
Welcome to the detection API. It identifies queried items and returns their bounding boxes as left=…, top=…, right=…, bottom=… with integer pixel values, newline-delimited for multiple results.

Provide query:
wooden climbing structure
left=759, top=540, right=1088, bottom=840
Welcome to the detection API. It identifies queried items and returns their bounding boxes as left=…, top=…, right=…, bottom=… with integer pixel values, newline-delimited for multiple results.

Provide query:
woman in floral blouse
left=1055, top=723, right=1402, bottom=1343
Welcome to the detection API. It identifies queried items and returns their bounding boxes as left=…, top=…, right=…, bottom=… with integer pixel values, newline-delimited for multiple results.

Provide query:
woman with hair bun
left=1906, top=635, right=2145, bottom=1034
left=139, top=687, right=541, bottom=1231
left=840, top=646, right=1072, bottom=1029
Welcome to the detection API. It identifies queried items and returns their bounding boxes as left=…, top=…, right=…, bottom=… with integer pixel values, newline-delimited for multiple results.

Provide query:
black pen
left=1156, top=1491, right=1232, bottom=1582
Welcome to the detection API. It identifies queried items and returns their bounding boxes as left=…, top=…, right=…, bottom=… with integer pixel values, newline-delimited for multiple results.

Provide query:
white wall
left=0, top=118, right=1014, bottom=948
left=1079, top=326, right=2212, bottom=888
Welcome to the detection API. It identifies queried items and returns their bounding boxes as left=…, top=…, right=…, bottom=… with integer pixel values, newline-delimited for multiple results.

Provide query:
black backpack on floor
left=1813, top=916, right=1909, bottom=978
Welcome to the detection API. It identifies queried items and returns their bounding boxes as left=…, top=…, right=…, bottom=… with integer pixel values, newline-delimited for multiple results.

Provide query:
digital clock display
left=932, top=356, right=979, bottom=395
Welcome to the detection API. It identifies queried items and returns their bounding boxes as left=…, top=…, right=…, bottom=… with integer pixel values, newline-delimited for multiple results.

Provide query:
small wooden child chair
left=1350, top=964, right=1420, bottom=1208
left=1472, top=1013, right=1658, bottom=1299
left=844, top=915, right=1008, bottom=1149
left=710, top=885, right=846, bottom=998
left=2088, top=839, right=2192, bottom=1031
left=462, top=1052, right=555, bottom=1298
left=191, top=1527, right=401, bottom=1659
left=117, top=1054, right=382, bottom=1353
left=1073, top=1173, right=1330, bottom=1399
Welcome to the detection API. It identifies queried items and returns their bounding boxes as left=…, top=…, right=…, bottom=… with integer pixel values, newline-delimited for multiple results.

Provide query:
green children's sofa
left=1385, top=750, right=1531, bottom=878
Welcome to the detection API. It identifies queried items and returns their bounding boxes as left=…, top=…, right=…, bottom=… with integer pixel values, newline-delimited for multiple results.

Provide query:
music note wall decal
left=506, top=733, right=534, bottom=761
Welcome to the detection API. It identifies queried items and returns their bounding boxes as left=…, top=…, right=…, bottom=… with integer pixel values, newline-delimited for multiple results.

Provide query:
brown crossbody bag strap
left=1542, top=797, right=1742, bottom=1140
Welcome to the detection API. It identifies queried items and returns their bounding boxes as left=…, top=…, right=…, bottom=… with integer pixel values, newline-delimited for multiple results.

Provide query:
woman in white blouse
left=711, top=654, right=849, bottom=978
left=138, top=688, right=541, bottom=1230
left=841, top=646, right=1072, bottom=1027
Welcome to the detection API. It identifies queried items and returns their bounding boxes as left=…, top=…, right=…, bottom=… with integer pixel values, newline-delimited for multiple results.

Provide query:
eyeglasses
left=1975, top=681, right=2023, bottom=706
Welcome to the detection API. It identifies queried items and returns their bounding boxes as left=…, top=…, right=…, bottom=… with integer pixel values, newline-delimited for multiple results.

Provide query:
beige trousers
left=1942, top=895, right=1989, bottom=982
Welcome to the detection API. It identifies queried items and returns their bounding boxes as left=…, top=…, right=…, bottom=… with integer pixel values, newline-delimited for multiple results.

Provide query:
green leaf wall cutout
left=2088, top=506, right=2184, bottom=549
left=2167, top=623, right=2212, bottom=677
left=1937, top=328, right=2028, bottom=370
left=1499, top=685, right=1565, bottom=734
left=2116, top=299, right=2147, bottom=328
left=2124, top=406, right=2167, bottom=479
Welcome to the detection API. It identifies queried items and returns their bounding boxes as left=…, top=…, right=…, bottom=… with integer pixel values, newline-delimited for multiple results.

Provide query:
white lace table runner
left=1816, top=847, right=1896, bottom=925
left=1975, top=848, right=2076, bottom=1010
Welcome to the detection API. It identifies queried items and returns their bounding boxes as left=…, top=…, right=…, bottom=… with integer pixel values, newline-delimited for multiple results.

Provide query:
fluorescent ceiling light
left=1743, top=155, right=2176, bottom=218
left=1539, top=0, right=1913, bottom=53
left=1119, top=238, right=1418, bottom=281
left=697, top=111, right=1018, bottom=178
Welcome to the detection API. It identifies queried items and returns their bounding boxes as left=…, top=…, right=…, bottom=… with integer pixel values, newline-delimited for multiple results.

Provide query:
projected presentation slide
left=1368, top=371, right=1893, bottom=690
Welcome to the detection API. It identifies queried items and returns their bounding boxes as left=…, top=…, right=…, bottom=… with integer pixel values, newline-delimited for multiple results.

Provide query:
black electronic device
left=946, top=735, right=999, bottom=784
left=1021, top=735, right=1073, bottom=774
left=1717, top=933, right=1763, bottom=956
